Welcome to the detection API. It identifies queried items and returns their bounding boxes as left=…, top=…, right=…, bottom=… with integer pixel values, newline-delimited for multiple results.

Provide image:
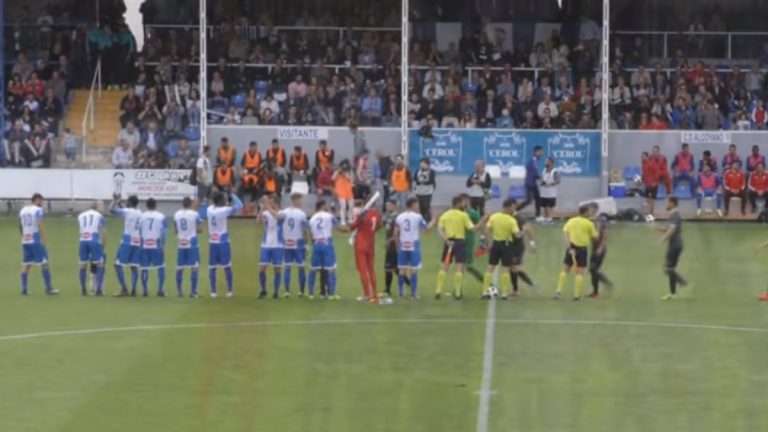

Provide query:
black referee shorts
left=563, top=245, right=588, bottom=268
left=441, top=239, right=467, bottom=264
left=488, top=241, right=514, bottom=267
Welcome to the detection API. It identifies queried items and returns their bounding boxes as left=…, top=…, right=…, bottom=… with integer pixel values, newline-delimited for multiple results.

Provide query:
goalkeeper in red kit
left=350, top=198, right=383, bottom=303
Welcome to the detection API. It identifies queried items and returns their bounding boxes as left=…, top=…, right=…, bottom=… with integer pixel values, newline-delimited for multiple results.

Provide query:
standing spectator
left=747, top=145, right=766, bottom=174
left=195, top=146, right=213, bottom=205
left=723, top=160, right=746, bottom=216
left=62, top=128, right=77, bottom=164
left=465, top=160, right=491, bottom=216
left=413, top=157, right=436, bottom=222
left=748, top=163, right=768, bottom=212
left=671, top=143, right=696, bottom=195
left=389, top=154, right=411, bottom=208
left=671, top=97, right=696, bottom=129
left=519, top=145, right=543, bottom=219
left=112, top=139, right=134, bottom=169
left=752, top=100, right=768, bottom=130
left=119, top=87, right=141, bottom=127
left=696, top=98, right=721, bottom=130
left=539, top=157, right=561, bottom=224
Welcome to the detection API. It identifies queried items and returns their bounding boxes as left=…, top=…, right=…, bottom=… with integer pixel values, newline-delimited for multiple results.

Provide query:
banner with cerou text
left=408, top=129, right=601, bottom=177
left=680, top=131, right=732, bottom=145
left=276, top=127, right=329, bottom=140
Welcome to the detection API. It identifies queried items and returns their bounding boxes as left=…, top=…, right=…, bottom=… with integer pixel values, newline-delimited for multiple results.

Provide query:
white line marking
left=1, top=318, right=767, bottom=342
left=475, top=299, right=497, bottom=432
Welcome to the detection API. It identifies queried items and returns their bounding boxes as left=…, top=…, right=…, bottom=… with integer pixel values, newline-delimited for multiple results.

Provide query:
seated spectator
left=288, top=74, right=308, bottom=100
left=671, top=97, right=696, bottom=129
left=172, top=138, right=196, bottom=169
left=747, top=145, right=766, bottom=173
left=112, top=139, right=134, bottom=169
left=752, top=100, right=768, bottom=130
left=722, top=144, right=741, bottom=172
left=261, top=108, right=278, bottom=125
left=27, top=124, right=52, bottom=168
left=242, top=107, right=259, bottom=125
left=259, top=93, right=280, bottom=117
left=117, top=121, right=141, bottom=150
left=496, top=109, right=514, bottom=128
left=696, top=163, right=723, bottom=217
left=733, top=111, right=752, bottom=130
left=40, top=88, right=62, bottom=132
left=459, top=111, right=476, bottom=128
left=141, top=121, right=166, bottom=152
left=537, top=93, right=559, bottom=120
left=223, top=106, right=242, bottom=125
left=162, top=101, right=184, bottom=137
left=120, top=87, right=141, bottom=127
left=696, top=98, right=721, bottom=130
left=723, top=160, right=746, bottom=216
left=576, top=111, right=595, bottom=129
left=361, top=88, right=383, bottom=126
left=559, top=110, right=576, bottom=129
left=748, top=163, right=768, bottom=212
left=647, top=113, right=669, bottom=130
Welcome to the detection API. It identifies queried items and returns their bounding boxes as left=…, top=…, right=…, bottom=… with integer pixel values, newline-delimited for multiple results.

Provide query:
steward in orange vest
left=214, top=164, right=235, bottom=192
left=217, top=137, right=236, bottom=167
left=267, top=139, right=286, bottom=167
left=390, top=164, right=411, bottom=193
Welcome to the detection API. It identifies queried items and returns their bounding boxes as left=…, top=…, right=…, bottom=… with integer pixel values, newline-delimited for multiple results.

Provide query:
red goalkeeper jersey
left=351, top=209, right=382, bottom=250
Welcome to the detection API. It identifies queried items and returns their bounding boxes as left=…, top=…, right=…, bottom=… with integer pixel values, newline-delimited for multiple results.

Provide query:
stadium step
left=63, top=89, right=125, bottom=149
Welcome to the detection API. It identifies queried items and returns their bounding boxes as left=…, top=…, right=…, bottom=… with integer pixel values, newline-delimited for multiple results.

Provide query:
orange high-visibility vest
left=317, top=149, right=334, bottom=169
left=391, top=167, right=409, bottom=192
left=218, top=146, right=235, bottom=167
left=334, top=172, right=353, bottom=200
left=243, top=150, right=262, bottom=170
left=291, top=153, right=309, bottom=171
left=267, top=147, right=286, bottom=167
left=264, top=175, right=278, bottom=193
left=215, top=167, right=234, bottom=188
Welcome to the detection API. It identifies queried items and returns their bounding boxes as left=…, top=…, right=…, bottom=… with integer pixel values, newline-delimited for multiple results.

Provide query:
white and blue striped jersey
left=140, top=211, right=167, bottom=249
left=19, top=205, right=43, bottom=244
left=309, top=211, right=338, bottom=244
left=113, top=207, right=142, bottom=246
left=174, top=209, right=201, bottom=249
left=281, top=207, right=308, bottom=249
left=261, top=210, right=284, bottom=248
left=395, top=211, right=427, bottom=251
left=78, top=209, right=105, bottom=244
left=207, top=206, right=238, bottom=244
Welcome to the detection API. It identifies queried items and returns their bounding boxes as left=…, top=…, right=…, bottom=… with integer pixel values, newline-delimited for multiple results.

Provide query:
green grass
left=1, top=217, right=768, bottom=431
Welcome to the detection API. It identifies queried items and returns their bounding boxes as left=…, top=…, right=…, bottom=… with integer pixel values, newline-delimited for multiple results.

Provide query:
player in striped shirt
left=109, top=194, right=142, bottom=296
left=174, top=197, right=202, bottom=297
left=77, top=203, right=107, bottom=296
left=282, top=193, right=310, bottom=297
left=207, top=191, right=244, bottom=297
left=139, top=199, right=168, bottom=297
left=19, top=193, right=57, bottom=295
left=258, top=194, right=286, bottom=299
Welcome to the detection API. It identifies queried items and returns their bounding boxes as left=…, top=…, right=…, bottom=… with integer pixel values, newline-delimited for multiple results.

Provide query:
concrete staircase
left=64, top=89, right=125, bottom=149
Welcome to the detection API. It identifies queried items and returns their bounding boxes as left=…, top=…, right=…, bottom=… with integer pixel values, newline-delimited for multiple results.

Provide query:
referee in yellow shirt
left=555, top=204, right=598, bottom=300
left=482, top=199, right=520, bottom=298
left=436, top=195, right=479, bottom=299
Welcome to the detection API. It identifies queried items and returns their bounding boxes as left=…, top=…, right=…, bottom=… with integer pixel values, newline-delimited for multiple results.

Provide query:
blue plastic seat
left=623, top=166, right=641, bottom=181
left=674, top=183, right=693, bottom=200
left=508, top=185, right=526, bottom=200
left=184, top=126, right=200, bottom=141
left=490, top=184, right=501, bottom=199
left=255, top=80, right=269, bottom=93
left=230, top=93, right=247, bottom=110
left=657, top=183, right=667, bottom=200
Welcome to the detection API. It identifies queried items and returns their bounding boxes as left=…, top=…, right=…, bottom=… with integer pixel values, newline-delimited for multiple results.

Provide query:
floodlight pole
left=198, top=0, right=208, bottom=153
left=400, top=0, right=409, bottom=156
left=600, top=0, right=611, bottom=195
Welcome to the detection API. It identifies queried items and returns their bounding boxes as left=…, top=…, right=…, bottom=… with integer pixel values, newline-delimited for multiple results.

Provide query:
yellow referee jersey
left=438, top=209, right=474, bottom=239
left=486, top=212, right=519, bottom=242
left=563, top=216, right=597, bottom=247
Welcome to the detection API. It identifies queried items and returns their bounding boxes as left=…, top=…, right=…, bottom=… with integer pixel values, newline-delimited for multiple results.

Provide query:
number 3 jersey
left=395, top=211, right=427, bottom=252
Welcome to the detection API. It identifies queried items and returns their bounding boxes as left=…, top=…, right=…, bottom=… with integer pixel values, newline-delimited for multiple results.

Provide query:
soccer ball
left=645, top=214, right=655, bottom=223
left=486, top=286, right=499, bottom=299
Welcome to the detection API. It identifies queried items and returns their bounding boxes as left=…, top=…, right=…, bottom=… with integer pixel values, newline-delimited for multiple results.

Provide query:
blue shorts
left=259, top=247, right=284, bottom=266
left=79, top=241, right=104, bottom=264
left=310, top=243, right=337, bottom=270
left=209, top=243, right=232, bottom=268
left=140, top=248, right=165, bottom=269
left=177, top=247, right=200, bottom=268
left=115, top=243, right=141, bottom=267
left=397, top=248, right=422, bottom=269
left=283, top=248, right=306, bottom=265
left=22, top=243, right=49, bottom=266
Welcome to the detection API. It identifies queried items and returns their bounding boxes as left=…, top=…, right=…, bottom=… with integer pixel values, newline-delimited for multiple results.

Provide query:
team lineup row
left=18, top=191, right=716, bottom=302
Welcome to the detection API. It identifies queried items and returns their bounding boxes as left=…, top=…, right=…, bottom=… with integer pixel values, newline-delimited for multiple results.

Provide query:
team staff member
left=588, top=202, right=613, bottom=298
left=289, top=145, right=310, bottom=189
left=466, top=160, right=491, bottom=216
left=748, top=162, right=768, bottom=212
left=518, top=145, right=543, bottom=219
left=217, top=137, right=236, bottom=167
left=314, top=140, right=335, bottom=189
left=214, top=163, right=235, bottom=193
left=641, top=147, right=671, bottom=221
left=241, top=141, right=262, bottom=202
left=658, top=197, right=687, bottom=300
left=267, top=139, right=287, bottom=192
left=460, top=193, right=483, bottom=281
left=482, top=199, right=519, bottom=298
left=554, top=204, right=597, bottom=300
left=389, top=154, right=411, bottom=208
left=435, top=196, right=482, bottom=300
left=413, top=157, right=436, bottom=222
left=723, top=160, right=746, bottom=216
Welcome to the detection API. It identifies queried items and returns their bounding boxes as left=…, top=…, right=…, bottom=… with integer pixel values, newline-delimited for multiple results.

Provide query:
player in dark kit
left=587, top=202, right=614, bottom=298
left=382, top=199, right=400, bottom=297
left=658, top=196, right=687, bottom=300
left=508, top=200, right=538, bottom=297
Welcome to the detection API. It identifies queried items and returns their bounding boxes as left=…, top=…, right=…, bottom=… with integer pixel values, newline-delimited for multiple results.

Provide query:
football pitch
left=2, top=217, right=768, bottom=432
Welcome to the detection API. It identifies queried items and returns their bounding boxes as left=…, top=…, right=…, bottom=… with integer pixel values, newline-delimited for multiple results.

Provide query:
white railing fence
left=81, top=58, right=102, bottom=159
